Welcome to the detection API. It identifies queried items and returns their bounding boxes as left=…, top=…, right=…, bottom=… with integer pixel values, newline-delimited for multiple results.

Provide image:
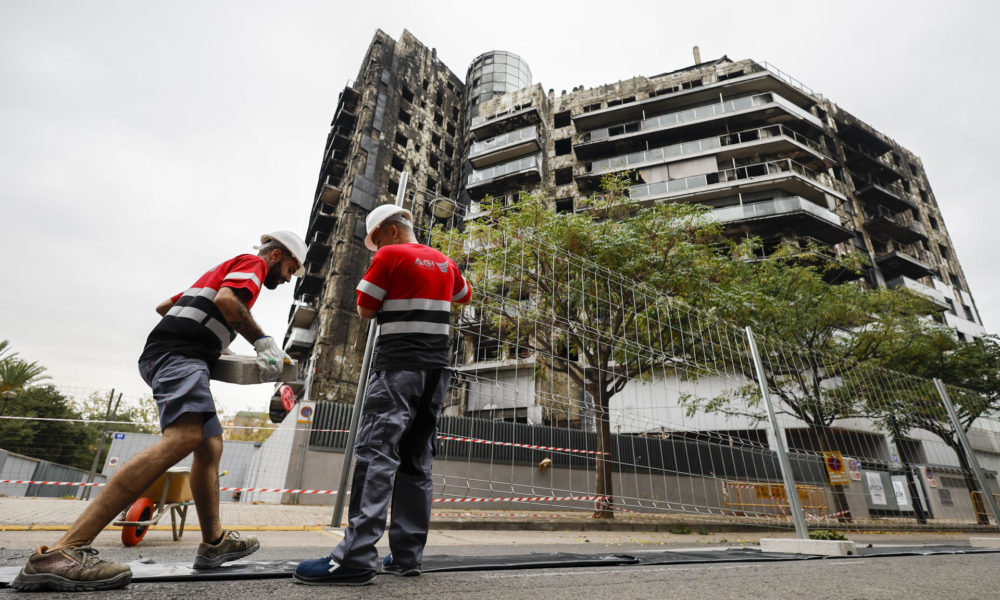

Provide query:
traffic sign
left=823, top=451, right=850, bottom=485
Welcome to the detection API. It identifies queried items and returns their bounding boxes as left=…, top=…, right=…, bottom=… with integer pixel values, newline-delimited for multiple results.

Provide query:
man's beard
left=264, top=270, right=281, bottom=289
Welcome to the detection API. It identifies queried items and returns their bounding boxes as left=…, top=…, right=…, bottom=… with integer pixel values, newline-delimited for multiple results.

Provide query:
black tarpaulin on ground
left=1, top=546, right=999, bottom=587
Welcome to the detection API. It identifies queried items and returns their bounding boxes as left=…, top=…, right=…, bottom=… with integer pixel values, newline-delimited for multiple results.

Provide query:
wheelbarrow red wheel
left=121, top=497, right=155, bottom=546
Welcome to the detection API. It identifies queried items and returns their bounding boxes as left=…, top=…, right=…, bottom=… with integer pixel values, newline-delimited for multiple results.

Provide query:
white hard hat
left=364, top=204, right=414, bottom=251
left=260, top=230, right=307, bottom=277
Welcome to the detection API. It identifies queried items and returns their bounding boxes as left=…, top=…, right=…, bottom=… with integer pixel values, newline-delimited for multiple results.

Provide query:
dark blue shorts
left=139, top=354, right=223, bottom=439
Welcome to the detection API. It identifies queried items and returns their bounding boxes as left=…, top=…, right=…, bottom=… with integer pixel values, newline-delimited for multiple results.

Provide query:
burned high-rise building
left=270, top=29, right=985, bottom=420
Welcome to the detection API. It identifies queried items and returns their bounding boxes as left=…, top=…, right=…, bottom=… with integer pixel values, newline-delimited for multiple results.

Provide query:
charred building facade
left=270, top=30, right=985, bottom=420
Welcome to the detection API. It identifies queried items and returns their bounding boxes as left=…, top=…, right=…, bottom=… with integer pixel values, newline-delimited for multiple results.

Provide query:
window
left=395, top=132, right=408, bottom=147
left=582, top=102, right=602, bottom=113
left=435, top=91, right=444, bottom=107
left=443, top=166, right=452, bottom=179
left=426, top=176, right=438, bottom=191
left=554, top=110, right=571, bottom=128
left=929, top=216, right=938, bottom=229
left=387, top=179, right=399, bottom=195
left=401, top=86, right=414, bottom=103
left=432, top=132, right=442, bottom=147
left=554, top=167, right=573, bottom=186
left=555, top=197, right=574, bottom=213
left=445, top=142, right=454, bottom=157
left=429, top=154, right=439, bottom=169
left=421, top=79, right=429, bottom=91
left=398, top=109, right=411, bottom=125
left=938, top=243, right=950, bottom=259
left=446, top=122, right=456, bottom=136
left=433, top=112, right=443, bottom=126
left=554, top=138, right=572, bottom=156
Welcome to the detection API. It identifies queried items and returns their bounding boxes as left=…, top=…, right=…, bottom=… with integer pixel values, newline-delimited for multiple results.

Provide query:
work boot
left=11, top=545, right=132, bottom=592
left=193, top=530, right=260, bottom=569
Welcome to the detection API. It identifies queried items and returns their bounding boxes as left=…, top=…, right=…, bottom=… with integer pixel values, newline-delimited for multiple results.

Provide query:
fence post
left=745, top=327, right=809, bottom=539
left=330, top=171, right=408, bottom=528
left=932, top=378, right=1000, bottom=528
left=82, top=389, right=117, bottom=501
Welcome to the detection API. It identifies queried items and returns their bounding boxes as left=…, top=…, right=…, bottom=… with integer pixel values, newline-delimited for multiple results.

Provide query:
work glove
left=253, top=336, right=288, bottom=382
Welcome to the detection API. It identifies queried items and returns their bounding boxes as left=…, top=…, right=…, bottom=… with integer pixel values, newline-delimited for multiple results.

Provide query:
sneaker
left=11, top=545, right=132, bottom=592
left=382, top=553, right=421, bottom=576
left=293, top=555, right=376, bottom=586
left=193, top=530, right=260, bottom=569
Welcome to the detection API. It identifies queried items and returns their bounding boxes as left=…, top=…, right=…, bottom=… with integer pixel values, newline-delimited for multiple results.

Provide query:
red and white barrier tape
left=436, top=434, right=608, bottom=456
left=0, top=480, right=602, bottom=504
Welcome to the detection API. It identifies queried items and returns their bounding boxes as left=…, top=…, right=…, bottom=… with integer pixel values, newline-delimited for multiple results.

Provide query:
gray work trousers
left=331, top=368, right=449, bottom=570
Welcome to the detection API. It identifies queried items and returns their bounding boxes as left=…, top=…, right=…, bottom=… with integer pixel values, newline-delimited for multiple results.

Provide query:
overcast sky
left=2, top=0, right=997, bottom=414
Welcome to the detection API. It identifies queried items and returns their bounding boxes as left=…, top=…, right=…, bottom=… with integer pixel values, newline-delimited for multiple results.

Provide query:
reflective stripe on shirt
left=357, top=279, right=387, bottom=301
left=379, top=321, right=451, bottom=336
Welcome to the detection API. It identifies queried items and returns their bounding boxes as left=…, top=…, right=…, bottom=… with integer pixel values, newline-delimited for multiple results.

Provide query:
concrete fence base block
left=969, top=537, right=1000, bottom=548
left=210, top=354, right=297, bottom=385
left=760, top=538, right=858, bottom=556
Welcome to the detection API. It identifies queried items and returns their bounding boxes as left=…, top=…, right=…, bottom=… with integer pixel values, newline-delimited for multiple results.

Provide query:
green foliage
left=686, top=244, right=941, bottom=430
left=0, top=339, right=49, bottom=393
left=808, top=529, right=847, bottom=541
left=666, top=524, right=693, bottom=535
left=73, top=392, right=160, bottom=469
left=0, top=385, right=93, bottom=469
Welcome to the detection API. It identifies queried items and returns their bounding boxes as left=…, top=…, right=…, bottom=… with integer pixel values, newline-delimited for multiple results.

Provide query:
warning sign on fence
left=823, top=451, right=850, bottom=485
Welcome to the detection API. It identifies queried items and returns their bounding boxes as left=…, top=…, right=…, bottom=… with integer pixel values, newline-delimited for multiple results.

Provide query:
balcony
left=306, top=238, right=331, bottom=265
left=578, top=123, right=833, bottom=185
left=886, top=276, right=949, bottom=310
left=836, top=119, right=893, bottom=155
left=855, top=178, right=916, bottom=213
left=317, top=181, right=341, bottom=206
left=307, top=207, right=336, bottom=237
left=468, top=125, right=541, bottom=168
left=626, top=158, right=845, bottom=207
left=875, top=249, right=934, bottom=279
left=294, top=271, right=324, bottom=300
left=284, top=326, right=317, bottom=358
left=843, top=144, right=903, bottom=182
left=465, top=154, right=542, bottom=197
left=470, top=105, right=542, bottom=140
left=711, top=196, right=850, bottom=244
left=864, top=211, right=927, bottom=244
left=573, top=92, right=823, bottom=160
left=289, top=303, right=318, bottom=328
left=572, top=61, right=816, bottom=131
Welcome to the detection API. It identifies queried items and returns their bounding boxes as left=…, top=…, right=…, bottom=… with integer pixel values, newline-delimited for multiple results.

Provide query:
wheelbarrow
left=114, top=468, right=226, bottom=546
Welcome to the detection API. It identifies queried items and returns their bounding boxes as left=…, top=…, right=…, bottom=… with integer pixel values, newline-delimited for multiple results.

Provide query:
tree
left=446, top=175, right=750, bottom=517
left=871, top=331, right=1000, bottom=523
left=0, top=385, right=93, bottom=469
left=0, top=339, right=49, bottom=396
left=686, top=246, right=942, bottom=521
left=74, top=392, right=160, bottom=471
left=222, top=411, right=275, bottom=443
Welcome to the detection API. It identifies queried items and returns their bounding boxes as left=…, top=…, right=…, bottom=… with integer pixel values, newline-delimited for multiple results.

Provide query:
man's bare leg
left=50, top=414, right=205, bottom=550
left=190, top=434, right=224, bottom=544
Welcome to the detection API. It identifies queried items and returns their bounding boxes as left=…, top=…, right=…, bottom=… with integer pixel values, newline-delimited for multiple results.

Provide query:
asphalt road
left=2, top=530, right=998, bottom=599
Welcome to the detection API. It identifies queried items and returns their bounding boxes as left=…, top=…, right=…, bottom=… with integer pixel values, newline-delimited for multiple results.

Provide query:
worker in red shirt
left=295, top=205, right=471, bottom=586
left=13, top=231, right=306, bottom=593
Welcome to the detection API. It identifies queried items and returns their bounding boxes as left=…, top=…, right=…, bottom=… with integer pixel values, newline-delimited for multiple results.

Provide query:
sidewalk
left=0, top=497, right=767, bottom=533
left=0, top=497, right=994, bottom=537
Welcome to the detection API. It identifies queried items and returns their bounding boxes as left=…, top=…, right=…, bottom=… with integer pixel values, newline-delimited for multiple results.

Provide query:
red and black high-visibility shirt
left=356, top=243, right=472, bottom=371
left=140, top=254, right=268, bottom=365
